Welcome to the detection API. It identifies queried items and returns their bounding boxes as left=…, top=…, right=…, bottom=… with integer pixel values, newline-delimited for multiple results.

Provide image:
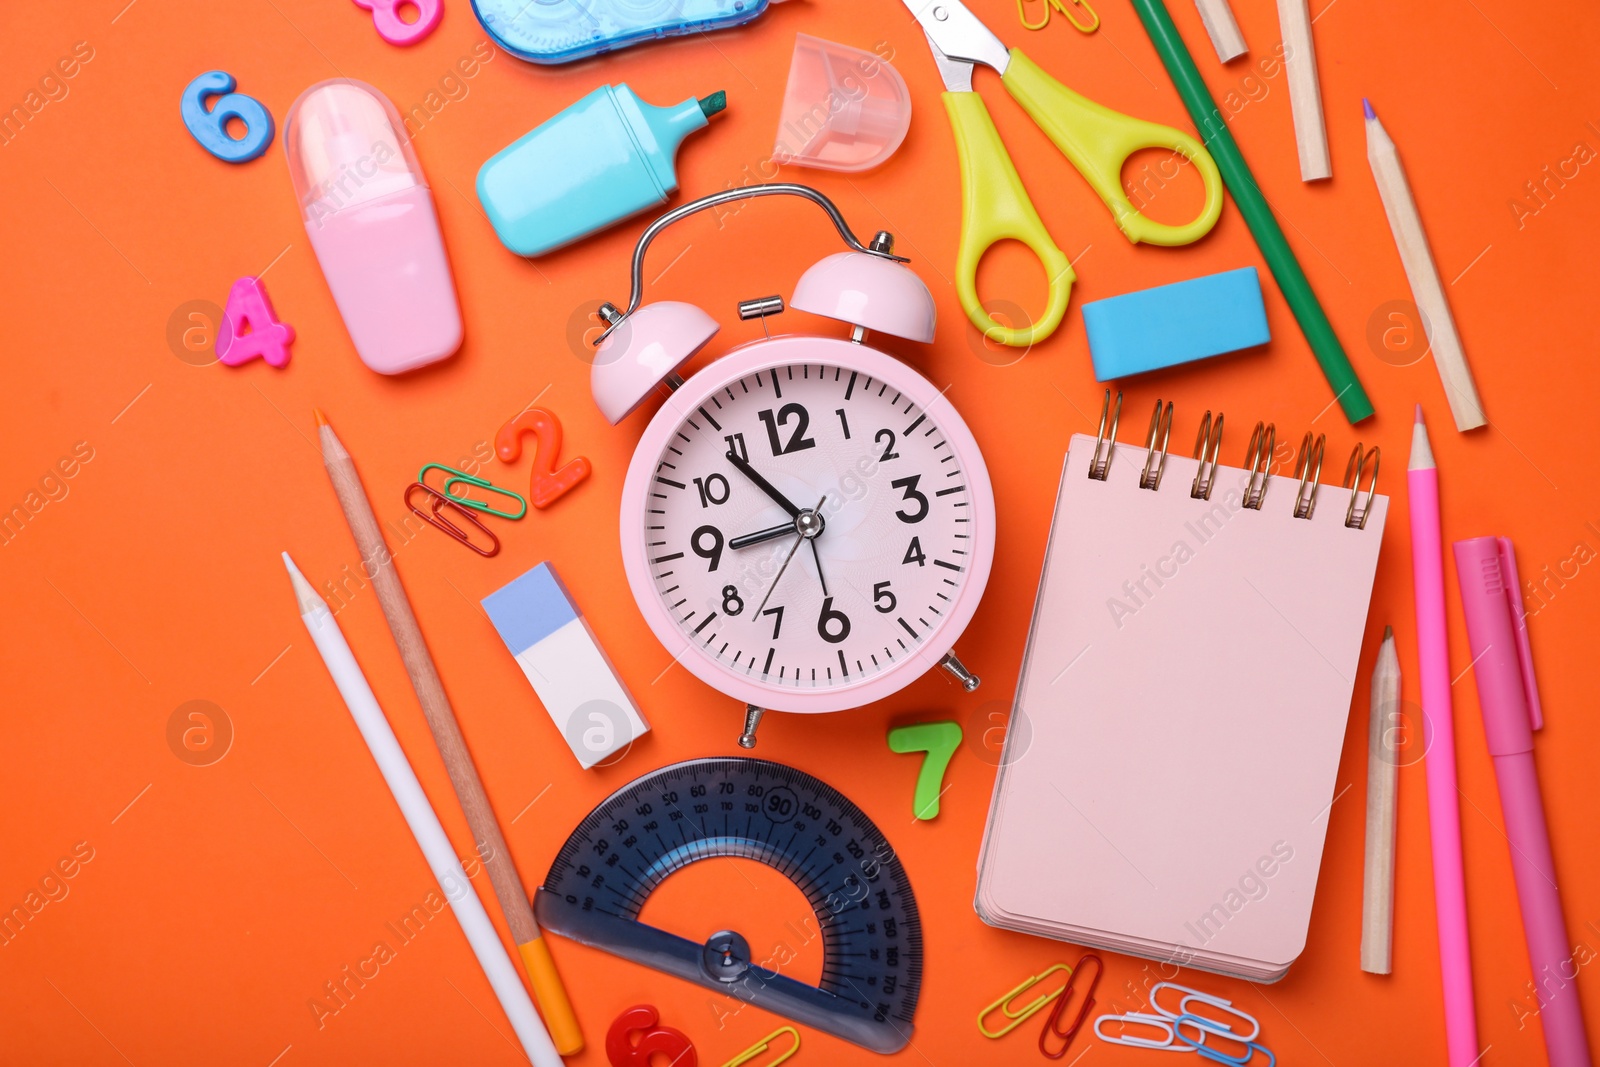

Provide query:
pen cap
left=1453, top=536, right=1542, bottom=754
left=477, top=84, right=724, bottom=257
left=285, top=80, right=426, bottom=222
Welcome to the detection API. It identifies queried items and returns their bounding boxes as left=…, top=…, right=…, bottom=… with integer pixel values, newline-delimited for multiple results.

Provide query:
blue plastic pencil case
left=472, top=0, right=772, bottom=64
left=1082, top=267, right=1270, bottom=381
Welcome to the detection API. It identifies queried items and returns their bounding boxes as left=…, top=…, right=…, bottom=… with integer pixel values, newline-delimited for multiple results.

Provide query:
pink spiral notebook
left=976, top=421, right=1387, bottom=981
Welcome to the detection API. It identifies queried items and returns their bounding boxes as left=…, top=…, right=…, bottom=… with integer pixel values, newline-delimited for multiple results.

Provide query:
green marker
left=1128, top=0, right=1374, bottom=424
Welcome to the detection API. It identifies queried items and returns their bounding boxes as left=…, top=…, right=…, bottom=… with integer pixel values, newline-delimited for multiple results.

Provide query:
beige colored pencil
left=1278, top=0, right=1330, bottom=180
left=1365, top=101, right=1487, bottom=431
left=1361, top=626, right=1401, bottom=974
left=314, top=410, right=584, bottom=1056
left=1193, top=0, right=1248, bottom=62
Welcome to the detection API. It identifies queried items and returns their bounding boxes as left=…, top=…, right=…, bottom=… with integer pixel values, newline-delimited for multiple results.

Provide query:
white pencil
left=283, top=552, right=564, bottom=1067
left=1193, top=0, right=1247, bottom=62
left=1365, top=101, right=1487, bottom=431
left=1361, top=625, right=1401, bottom=974
left=1278, top=0, right=1330, bottom=180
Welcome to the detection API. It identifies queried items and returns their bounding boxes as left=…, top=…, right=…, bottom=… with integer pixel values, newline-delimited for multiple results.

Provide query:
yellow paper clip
left=722, top=1026, right=799, bottom=1067
left=1017, top=0, right=1099, bottom=32
left=978, top=963, right=1074, bottom=1038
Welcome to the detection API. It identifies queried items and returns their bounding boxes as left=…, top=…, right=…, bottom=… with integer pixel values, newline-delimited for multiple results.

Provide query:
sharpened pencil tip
left=1383, top=625, right=1393, bottom=640
left=282, top=551, right=326, bottom=616
left=1363, top=97, right=1375, bottom=120
left=1409, top=406, right=1436, bottom=470
left=313, top=408, right=328, bottom=427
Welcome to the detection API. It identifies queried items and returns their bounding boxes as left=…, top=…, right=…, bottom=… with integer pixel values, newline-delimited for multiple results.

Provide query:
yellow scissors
left=902, top=0, right=1225, bottom=346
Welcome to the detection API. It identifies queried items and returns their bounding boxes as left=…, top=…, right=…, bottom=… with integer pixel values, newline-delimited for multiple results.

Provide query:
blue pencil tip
left=1362, top=97, right=1375, bottom=120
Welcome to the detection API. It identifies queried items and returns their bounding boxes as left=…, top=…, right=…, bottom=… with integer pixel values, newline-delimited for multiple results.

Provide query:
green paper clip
left=888, top=721, right=962, bottom=820
left=418, top=463, right=528, bottom=520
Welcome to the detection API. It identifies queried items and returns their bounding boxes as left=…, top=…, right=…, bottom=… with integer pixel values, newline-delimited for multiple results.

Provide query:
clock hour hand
left=730, top=523, right=795, bottom=550
left=725, top=450, right=801, bottom=519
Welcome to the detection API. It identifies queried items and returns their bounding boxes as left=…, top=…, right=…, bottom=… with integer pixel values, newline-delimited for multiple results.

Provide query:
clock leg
left=938, top=650, right=982, bottom=692
left=738, top=705, right=766, bottom=749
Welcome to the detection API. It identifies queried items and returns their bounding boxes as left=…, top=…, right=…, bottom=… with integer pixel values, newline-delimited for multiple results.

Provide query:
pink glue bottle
left=285, top=79, right=462, bottom=374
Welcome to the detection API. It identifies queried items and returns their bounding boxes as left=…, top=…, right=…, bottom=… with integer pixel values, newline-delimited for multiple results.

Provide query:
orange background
left=2, top=0, right=1598, bottom=1063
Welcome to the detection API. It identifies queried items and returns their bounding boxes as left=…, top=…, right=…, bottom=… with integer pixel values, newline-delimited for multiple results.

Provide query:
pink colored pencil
left=1410, top=405, right=1479, bottom=1065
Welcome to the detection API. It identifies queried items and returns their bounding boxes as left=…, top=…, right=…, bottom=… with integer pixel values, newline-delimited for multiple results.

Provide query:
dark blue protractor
left=534, top=757, right=923, bottom=1054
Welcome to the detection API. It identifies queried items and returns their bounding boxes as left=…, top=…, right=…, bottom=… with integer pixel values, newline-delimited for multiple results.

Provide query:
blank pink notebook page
left=977, top=433, right=1387, bottom=972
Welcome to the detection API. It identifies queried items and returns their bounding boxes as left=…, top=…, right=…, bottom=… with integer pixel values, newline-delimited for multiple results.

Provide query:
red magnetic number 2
left=495, top=407, right=591, bottom=509
left=605, top=1004, right=696, bottom=1067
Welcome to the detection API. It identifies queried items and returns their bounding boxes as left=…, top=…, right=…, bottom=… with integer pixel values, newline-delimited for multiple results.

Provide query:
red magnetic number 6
left=495, top=407, right=591, bottom=509
left=605, top=1004, right=696, bottom=1067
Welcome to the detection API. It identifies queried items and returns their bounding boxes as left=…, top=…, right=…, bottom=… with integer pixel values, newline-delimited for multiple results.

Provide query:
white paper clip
left=1093, top=1011, right=1197, bottom=1051
left=1179, top=991, right=1260, bottom=1042
left=1149, top=982, right=1260, bottom=1040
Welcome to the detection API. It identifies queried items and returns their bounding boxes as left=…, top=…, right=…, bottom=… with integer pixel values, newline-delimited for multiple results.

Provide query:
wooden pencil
left=1277, top=0, right=1330, bottom=180
left=314, top=410, right=584, bottom=1056
left=1364, top=101, right=1487, bottom=431
left=1193, top=0, right=1247, bottom=62
left=1361, top=626, right=1401, bottom=974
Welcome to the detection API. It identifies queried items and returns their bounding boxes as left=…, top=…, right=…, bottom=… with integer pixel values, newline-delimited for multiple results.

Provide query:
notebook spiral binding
left=1089, top=391, right=1380, bottom=529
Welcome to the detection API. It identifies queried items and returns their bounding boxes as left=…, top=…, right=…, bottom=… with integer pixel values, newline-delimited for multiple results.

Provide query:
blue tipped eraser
left=1082, top=267, right=1270, bottom=381
left=481, top=562, right=649, bottom=769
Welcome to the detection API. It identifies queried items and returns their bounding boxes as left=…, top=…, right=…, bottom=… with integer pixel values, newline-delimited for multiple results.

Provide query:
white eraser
left=481, top=563, right=648, bottom=768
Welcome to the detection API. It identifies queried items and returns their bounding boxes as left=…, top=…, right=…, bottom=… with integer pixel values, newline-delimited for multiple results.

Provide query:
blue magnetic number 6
left=181, top=71, right=274, bottom=163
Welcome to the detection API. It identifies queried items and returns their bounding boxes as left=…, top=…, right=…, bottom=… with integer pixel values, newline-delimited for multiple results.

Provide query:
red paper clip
left=405, top=482, right=500, bottom=557
left=1039, top=953, right=1103, bottom=1059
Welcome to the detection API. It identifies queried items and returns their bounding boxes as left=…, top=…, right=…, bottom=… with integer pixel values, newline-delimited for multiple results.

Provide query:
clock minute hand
left=725, top=450, right=801, bottom=519
left=730, top=523, right=796, bottom=550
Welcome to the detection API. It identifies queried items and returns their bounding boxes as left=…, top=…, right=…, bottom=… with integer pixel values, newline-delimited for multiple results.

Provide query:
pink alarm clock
left=591, top=185, right=994, bottom=746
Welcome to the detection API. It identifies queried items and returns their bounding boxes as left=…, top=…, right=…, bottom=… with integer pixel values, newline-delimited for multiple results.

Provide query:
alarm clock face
left=619, top=335, right=995, bottom=713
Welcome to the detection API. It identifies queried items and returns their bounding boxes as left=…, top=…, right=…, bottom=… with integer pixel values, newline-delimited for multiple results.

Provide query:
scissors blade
left=924, top=32, right=975, bottom=92
left=900, top=0, right=1010, bottom=76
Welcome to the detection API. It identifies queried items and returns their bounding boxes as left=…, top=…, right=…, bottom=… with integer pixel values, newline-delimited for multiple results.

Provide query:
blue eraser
left=1082, top=267, right=1270, bottom=381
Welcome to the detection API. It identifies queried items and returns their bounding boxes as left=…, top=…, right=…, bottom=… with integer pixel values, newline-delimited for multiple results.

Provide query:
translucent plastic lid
left=773, top=35, right=912, bottom=173
left=284, top=79, right=425, bottom=224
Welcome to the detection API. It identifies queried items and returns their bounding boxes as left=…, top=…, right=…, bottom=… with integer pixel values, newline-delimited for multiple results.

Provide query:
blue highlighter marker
left=477, top=84, right=726, bottom=258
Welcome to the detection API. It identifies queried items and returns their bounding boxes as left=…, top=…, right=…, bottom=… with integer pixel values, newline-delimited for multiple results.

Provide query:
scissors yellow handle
left=944, top=91, right=1075, bottom=348
left=1002, top=49, right=1224, bottom=246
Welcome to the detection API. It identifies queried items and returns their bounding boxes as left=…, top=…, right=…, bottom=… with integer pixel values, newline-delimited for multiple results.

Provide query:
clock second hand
left=753, top=495, right=826, bottom=618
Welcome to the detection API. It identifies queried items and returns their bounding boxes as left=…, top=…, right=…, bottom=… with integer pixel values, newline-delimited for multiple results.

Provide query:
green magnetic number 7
left=887, top=722, right=963, bottom=821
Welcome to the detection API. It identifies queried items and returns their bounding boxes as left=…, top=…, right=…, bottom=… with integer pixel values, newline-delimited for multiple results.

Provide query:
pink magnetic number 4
left=495, top=408, right=591, bottom=509
left=352, top=0, right=442, bottom=46
left=217, top=277, right=294, bottom=368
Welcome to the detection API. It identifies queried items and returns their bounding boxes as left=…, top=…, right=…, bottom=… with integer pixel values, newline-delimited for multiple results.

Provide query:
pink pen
left=1455, top=536, right=1592, bottom=1067
left=1409, top=406, right=1479, bottom=1066
left=285, top=79, right=462, bottom=374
